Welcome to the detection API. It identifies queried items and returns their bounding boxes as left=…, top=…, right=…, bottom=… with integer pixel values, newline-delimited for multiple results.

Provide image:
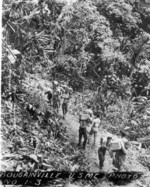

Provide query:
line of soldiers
left=78, top=105, right=130, bottom=171
left=98, top=131, right=130, bottom=171
left=45, top=81, right=73, bottom=118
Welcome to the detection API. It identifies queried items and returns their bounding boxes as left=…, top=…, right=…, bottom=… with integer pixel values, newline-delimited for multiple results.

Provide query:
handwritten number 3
left=35, top=179, right=41, bottom=185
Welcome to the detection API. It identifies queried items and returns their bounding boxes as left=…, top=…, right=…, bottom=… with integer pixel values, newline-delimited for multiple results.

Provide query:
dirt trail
left=64, top=113, right=117, bottom=172
left=60, top=111, right=150, bottom=187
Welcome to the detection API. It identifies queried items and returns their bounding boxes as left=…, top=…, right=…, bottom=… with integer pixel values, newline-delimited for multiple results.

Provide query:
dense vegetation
left=2, top=0, right=150, bottom=139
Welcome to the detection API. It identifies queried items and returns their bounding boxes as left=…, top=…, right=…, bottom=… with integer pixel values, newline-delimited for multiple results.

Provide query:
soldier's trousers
left=78, top=127, right=87, bottom=149
left=98, top=147, right=106, bottom=169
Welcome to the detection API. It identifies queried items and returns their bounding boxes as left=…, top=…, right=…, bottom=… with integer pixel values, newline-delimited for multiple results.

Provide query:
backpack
left=80, top=113, right=89, bottom=121
left=110, top=139, right=122, bottom=151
